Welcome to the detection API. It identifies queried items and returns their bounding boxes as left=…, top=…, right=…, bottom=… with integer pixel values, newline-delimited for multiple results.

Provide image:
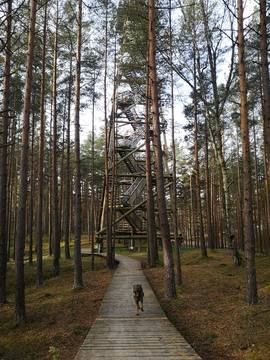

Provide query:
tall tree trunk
left=12, top=127, right=19, bottom=261
left=37, top=0, right=48, bottom=285
left=7, top=86, right=16, bottom=262
left=15, top=0, right=37, bottom=323
left=189, top=173, right=196, bottom=247
left=103, top=0, right=113, bottom=267
left=253, top=122, right=263, bottom=253
left=193, top=39, right=207, bottom=257
left=194, top=121, right=207, bottom=256
left=205, top=118, right=214, bottom=249
left=237, top=0, right=258, bottom=305
left=107, top=39, right=118, bottom=268
left=52, top=2, right=60, bottom=276
left=236, top=128, right=244, bottom=250
left=7, top=115, right=17, bottom=261
left=73, top=0, right=83, bottom=288
left=211, top=166, right=219, bottom=248
left=49, top=99, right=53, bottom=256
left=145, top=46, right=158, bottom=268
left=259, top=0, right=270, bottom=243
left=169, top=0, right=182, bottom=283
left=59, top=111, right=66, bottom=239
left=90, top=72, right=96, bottom=271
left=63, top=58, right=72, bottom=260
left=200, top=0, right=232, bottom=247
left=28, top=112, right=35, bottom=265
left=148, top=0, right=176, bottom=299
left=0, top=0, right=12, bottom=304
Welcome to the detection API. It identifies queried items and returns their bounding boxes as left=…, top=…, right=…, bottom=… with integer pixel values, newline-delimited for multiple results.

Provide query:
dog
left=133, top=284, right=144, bottom=315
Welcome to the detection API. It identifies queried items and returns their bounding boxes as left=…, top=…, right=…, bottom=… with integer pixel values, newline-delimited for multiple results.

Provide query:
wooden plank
left=74, top=255, right=202, bottom=360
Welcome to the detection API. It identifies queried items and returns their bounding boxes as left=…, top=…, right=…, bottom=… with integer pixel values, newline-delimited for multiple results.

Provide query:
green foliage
left=48, top=346, right=60, bottom=360
left=117, top=0, right=148, bottom=69
left=206, top=331, right=218, bottom=343
left=81, top=130, right=105, bottom=189
left=70, top=323, right=89, bottom=336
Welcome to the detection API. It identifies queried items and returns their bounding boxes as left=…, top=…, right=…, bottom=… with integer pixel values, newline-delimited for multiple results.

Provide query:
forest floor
left=0, top=239, right=114, bottom=360
left=121, top=247, right=270, bottom=360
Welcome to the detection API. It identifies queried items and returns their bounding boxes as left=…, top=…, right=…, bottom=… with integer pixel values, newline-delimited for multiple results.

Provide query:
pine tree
left=37, top=0, right=48, bottom=286
left=148, top=0, right=176, bottom=299
left=73, top=0, right=83, bottom=289
left=0, top=0, right=12, bottom=304
left=15, top=0, right=37, bottom=324
left=237, top=0, right=258, bottom=305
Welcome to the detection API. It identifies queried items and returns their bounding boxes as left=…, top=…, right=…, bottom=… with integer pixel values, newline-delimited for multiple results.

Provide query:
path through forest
left=74, top=255, right=201, bottom=359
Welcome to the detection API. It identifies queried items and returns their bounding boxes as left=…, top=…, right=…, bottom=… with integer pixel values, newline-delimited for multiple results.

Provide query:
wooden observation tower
left=97, top=75, right=172, bottom=248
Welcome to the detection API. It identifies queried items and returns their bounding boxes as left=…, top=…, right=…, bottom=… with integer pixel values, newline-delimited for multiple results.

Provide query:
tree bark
left=28, top=112, right=35, bottom=265
left=200, top=0, right=233, bottom=247
left=49, top=99, right=53, bottom=257
left=237, top=0, right=258, bottom=305
left=236, top=127, right=244, bottom=250
left=59, top=110, right=66, bottom=239
left=169, top=0, right=182, bottom=283
left=259, top=0, right=270, bottom=243
left=91, top=72, right=96, bottom=271
left=189, top=173, right=196, bottom=247
left=37, top=0, right=48, bottom=286
left=148, top=0, right=176, bottom=299
left=73, top=0, right=83, bottom=288
left=193, top=37, right=207, bottom=257
left=253, top=122, right=263, bottom=253
left=63, top=57, right=72, bottom=260
left=205, top=118, right=214, bottom=249
left=7, top=115, right=17, bottom=262
left=0, top=0, right=12, bottom=304
left=145, top=44, right=158, bottom=268
left=15, top=0, right=37, bottom=323
left=52, top=1, right=61, bottom=276
left=103, top=0, right=113, bottom=268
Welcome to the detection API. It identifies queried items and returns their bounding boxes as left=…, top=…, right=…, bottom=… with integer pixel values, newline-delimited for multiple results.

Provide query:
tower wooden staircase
left=97, top=77, right=172, bottom=245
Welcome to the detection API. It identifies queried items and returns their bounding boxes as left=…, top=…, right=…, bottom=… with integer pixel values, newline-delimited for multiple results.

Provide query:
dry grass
left=142, top=249, right=270, bottom=360
left=0, top=248, right=114, bottom=360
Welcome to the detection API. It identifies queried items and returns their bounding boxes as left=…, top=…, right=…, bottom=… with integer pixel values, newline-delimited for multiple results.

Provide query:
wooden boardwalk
left=74, top=255, right=202, bottom=360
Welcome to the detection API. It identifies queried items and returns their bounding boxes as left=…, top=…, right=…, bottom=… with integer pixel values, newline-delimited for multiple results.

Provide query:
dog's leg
left=140, top=301, right=144, bottom=312
left=136, top=302, right=140, bottom=316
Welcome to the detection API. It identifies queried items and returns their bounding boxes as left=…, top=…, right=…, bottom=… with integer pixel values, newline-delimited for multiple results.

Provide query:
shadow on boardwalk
left=74, top=255, right=202, bottom=360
